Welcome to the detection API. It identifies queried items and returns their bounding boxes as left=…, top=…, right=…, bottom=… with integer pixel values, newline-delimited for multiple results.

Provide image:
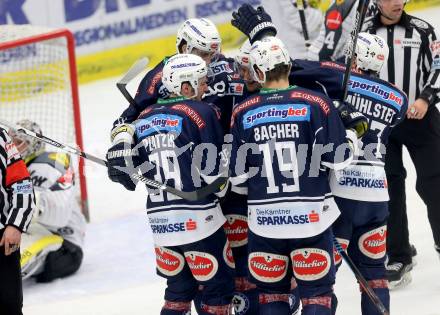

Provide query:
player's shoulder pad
left=32, top=151, right=71, bottom=172
left=292, top=58, right=321, bottom=70
left=407, top=14, right=434, bottom=32
left=169, top=99, right=217, bottom=130
left=231, top=95, right=264, bottom=127
left=138, top=57, right=169, bottom=97
left=289, top=87, right=333, bottom=116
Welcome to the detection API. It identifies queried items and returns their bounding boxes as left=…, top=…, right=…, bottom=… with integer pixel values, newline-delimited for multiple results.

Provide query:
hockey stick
left=333, top=238, right=389, bottom=315
left=295, top=0, right=311, bottom=48
left=0, top=119, right=227, bottom=202
left=116, top=57, right=149, bottom=107
left=341, top=0, right=369, bottom=101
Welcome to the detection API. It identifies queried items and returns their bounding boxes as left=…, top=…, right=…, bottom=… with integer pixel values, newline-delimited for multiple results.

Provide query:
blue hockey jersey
left=134, top=96, right=227, bottom=246
left=290, top=59, right=408, bottom=201
left=116, top=54, right=247, bottom=133
left=229, top=86, right=356, bottom=239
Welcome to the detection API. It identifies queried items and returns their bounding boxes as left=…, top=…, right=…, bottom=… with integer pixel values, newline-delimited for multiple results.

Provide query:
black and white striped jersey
left=0, top=127, right=34, bottom=232
left=364, top=12, right=440, bottom=106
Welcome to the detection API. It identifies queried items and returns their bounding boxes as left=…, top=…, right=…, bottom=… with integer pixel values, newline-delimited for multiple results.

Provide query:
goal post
left=0, top=25, right=89, bottom=221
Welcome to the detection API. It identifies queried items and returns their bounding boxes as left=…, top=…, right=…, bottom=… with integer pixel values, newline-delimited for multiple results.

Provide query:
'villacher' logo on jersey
left=256, top=210, right=319, bottom=226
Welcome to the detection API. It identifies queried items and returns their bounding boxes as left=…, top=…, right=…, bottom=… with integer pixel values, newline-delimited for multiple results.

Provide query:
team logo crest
left=185, top=251, right=218, bottom=281
left=155, top=247, right=185, bottom=276
left=333, top=238, right=349, bottom=265
left=248, top=252, right=288, bottom=283
left=223, top=241, right=235, bottom=269
left=358, top=226, right=387, bottom=259
left=224, top=215, right=248, bottom=247
left=291, top=248, right=331, bottom=281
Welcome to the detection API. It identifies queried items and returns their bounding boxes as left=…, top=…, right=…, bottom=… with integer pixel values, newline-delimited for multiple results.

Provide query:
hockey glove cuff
left=107, top=124, right=139, bottom=191
left=231, top=4, right=277, bottom=44
left=333, top=101, right=369, bottom=138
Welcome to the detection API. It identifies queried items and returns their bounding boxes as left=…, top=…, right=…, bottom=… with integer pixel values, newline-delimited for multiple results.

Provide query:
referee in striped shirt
left=0, top=126, right=34, bottom=314
left=364, top=0, right=440, bottom=288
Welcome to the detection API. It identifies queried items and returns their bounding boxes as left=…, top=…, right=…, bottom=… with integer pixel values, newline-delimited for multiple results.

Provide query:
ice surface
left=23, top=7, right=440, bottom=314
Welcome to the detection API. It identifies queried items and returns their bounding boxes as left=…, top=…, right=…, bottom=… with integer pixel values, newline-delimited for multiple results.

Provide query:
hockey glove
left=231, top=4, right=277, bottom=44
left=106, top=124, right=139, bottom=191
left=333, top=101, right=369, bottom=138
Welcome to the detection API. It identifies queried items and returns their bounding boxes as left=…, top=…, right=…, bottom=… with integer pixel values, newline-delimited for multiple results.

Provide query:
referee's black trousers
left=0, top=228, right=23, bottom=315
left=385, top=108, right=440, bottom=264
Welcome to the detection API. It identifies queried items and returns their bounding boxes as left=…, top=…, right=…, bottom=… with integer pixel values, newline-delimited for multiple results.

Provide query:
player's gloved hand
left=231, top=4, right=277, bottom=44
left=333, top=101, right=369, bottom=138
left=106, top=124, right=139, bottom=191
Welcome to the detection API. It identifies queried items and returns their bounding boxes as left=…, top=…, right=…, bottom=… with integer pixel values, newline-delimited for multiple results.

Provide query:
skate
left=386, top=262, right=412, bottom=290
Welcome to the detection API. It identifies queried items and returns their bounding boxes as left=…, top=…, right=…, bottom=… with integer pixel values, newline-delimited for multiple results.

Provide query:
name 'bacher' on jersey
left=290, top=59, right=408, bottom=201
left=229, top=85, right=356, bottom=239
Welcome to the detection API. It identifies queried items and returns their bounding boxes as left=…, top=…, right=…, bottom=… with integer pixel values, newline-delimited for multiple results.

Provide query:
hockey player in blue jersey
left=289, top=33, right=408, bottom=314
left=107, top=54, right=234, bottom=315
left=113, top=17, right=246, bottom=134
left=229, top=36, right=359, bottom=315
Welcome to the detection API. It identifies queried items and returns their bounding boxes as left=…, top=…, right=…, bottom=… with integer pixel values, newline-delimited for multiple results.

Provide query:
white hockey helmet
left=176, top=18, right=221, bottom=58
left=355, top=33, right=389, bottom=73
left=162, top=54, right=208, bottom=98
left=234, top=39, right=252, bottom=69
left=10, top=119, right=45, bottom=161
left=249, top=36, right=291, bottom=84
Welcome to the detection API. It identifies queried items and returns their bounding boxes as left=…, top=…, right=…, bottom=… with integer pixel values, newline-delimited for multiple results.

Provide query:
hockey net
left=0, top=25, right=89, bottom=220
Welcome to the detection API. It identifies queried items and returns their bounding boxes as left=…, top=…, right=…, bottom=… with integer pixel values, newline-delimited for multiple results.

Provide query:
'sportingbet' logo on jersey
left=348, top=77, right=404, bottom=110
left=135, top=114, right=182, bottom=138
left=243, top=104, right=310, bottom=129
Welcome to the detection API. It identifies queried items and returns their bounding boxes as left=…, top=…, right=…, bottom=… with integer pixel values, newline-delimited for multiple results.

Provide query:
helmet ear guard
left=162, top=54, right=208, bottom=99
left=248, top=36, right=291, bottom=84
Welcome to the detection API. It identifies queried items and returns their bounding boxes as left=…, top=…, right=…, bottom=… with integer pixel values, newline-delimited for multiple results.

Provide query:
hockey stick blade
left=117, top=57, right=149, bottom=107
left=0, top=119, right=226, bottom=202
left=333, top=238, right=389, bottom=315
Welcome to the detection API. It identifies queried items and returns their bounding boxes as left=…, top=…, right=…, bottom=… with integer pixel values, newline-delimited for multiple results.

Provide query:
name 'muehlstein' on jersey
left=289, top=59, right=408, bottom=202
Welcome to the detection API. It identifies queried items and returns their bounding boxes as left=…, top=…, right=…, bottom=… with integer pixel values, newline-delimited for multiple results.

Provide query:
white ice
left=22, top=7, right=440, bottom=315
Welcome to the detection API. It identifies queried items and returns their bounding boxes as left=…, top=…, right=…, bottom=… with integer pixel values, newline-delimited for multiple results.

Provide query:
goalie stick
left=0, top=119, right=227, bottom=202
left=116, top=57, right=149, bottom=107
left=341, top=0, right=369, bottom=101
left=295, top=0, right=311, bottom=48
left=333, top=238, right=390, bottom=315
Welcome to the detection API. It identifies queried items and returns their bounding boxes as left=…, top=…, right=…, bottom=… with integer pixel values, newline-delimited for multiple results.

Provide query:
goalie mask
left=176, top=18, right=221, bottom=64
left=10, top=119, right=45, bottom=162
left=249, top=36, right=291, bottom=84
left=355, top=33, right=389, bottom=74
left=162, top=54, right=208, bottom=99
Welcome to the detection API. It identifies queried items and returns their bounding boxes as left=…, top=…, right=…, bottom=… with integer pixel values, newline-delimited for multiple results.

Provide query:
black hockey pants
left=385, top=107, right=440, bottom=264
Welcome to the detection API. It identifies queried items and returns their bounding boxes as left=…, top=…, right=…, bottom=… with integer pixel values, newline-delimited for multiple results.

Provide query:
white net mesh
left=0, top=25, right=75, bottom=147
left=0, top=25, right=87, bottom=216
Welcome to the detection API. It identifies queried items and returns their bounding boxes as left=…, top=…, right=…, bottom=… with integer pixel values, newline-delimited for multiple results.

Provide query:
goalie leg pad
left=35, top=239, right=83, bottom=283
left=20, top=223, right=63, bottom=280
